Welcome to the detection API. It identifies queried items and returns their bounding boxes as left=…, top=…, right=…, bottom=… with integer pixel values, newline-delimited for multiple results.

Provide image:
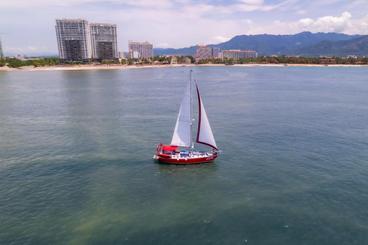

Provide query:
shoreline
left=1, top=63, right=367, bottom=72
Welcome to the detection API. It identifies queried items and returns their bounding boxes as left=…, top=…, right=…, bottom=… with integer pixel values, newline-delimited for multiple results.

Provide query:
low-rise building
left=222, top=50, right=257, bottom=60
left=320, top=57, right=336, bottom=65
left=128, top=41, right=153, bottom=59
left=195, top=45, right=226, bottom=61
left=184, top=57, right=192, bottom=64
left=195, top=45, right=213, bottom=61
left=170, top=56, right=178, bottom=64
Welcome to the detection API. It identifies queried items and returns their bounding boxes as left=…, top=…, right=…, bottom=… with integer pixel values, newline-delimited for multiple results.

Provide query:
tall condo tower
left=128, top=41, right=153, bottom=59
left=90, top=23, right=118, bottom=60
left=55, top=19, right=91, bottom=61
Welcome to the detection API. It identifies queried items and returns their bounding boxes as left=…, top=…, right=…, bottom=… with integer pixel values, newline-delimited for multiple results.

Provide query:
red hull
left=155, top=154, right=217, bottom=165
left=154, top=144, right=218, bottom=165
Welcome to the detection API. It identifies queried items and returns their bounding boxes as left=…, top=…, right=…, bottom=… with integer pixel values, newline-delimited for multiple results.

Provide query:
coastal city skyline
left=53, top=17, right=257, bottom=62
left=1, top=0, right=368, bottom=56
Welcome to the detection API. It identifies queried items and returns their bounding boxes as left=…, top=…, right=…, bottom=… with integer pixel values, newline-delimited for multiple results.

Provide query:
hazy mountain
left=154, top=32, right=365, bottom=57
left=297, top=36, right=368, bottom=56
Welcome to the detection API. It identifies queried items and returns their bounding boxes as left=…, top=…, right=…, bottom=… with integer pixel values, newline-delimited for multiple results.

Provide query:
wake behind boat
left=154, top=71, right=219, bottom=164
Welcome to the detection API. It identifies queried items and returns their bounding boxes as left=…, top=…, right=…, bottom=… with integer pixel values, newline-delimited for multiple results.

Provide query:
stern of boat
left=153, top=143, right=163, bottom=160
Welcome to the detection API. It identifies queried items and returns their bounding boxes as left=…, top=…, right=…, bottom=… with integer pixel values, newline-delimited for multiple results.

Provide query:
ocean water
left=0, top=66, right=368, bottom=244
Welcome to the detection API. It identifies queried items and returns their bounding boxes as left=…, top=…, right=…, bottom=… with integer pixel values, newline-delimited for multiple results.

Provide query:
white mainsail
left=171, top=80, right=192, bottom=147
left=195, top=83, right=218, bottom=150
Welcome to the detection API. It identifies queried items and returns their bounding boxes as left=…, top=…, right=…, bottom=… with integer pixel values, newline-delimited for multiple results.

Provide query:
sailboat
left=154, top=71, right=218, bottom=164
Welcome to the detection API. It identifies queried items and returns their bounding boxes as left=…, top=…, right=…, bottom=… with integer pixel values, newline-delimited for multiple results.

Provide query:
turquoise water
left=0, top=67, right=368, bottom=244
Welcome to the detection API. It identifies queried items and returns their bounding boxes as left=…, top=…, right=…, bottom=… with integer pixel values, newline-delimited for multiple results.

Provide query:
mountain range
left=154, top=32, right=368, bottom=57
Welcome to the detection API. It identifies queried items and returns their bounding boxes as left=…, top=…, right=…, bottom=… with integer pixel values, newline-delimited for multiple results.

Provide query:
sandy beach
left=0, top=64, right=195, bottom=72
left=0, top=63, right=367, bottom=72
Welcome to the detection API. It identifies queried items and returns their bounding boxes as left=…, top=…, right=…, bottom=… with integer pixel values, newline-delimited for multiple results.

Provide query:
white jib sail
left=196, top=84, right=218, bottom=150
left=171, top=80, right=192, bottom=147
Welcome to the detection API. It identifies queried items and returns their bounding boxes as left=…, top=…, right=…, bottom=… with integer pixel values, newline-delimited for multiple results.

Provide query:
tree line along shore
left=1, top=56, right=368, bottom=69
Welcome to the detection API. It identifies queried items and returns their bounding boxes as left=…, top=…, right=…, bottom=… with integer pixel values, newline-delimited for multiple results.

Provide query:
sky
left=0, top=0, right=368, bottom=55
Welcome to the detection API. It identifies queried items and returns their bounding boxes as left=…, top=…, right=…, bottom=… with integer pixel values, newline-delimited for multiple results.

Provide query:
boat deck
left=154, top=149, right=218, bottom=164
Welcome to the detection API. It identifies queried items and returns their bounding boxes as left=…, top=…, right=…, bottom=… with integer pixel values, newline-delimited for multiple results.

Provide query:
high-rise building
left=212, top=47, right=221, bottom=58
left=0, top=38, right=3, bottom=58
left=222, top=50, right=258, bottom=60
left=128, top=41, right=153, bottom=59
left=90, top=23, right=118, bottom=60
left=195, top=45, right=213, bottom=61
left=55, top=19, right=92, bottom=61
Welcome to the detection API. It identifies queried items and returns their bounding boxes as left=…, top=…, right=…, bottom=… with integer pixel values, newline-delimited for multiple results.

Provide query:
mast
left=170, top=71, right=193, bottom=148
left=190, top=70, right=193, bottom=149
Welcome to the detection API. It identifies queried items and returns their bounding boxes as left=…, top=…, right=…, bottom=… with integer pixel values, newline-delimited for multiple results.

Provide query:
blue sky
left=0, top=0, right=367, bottom=55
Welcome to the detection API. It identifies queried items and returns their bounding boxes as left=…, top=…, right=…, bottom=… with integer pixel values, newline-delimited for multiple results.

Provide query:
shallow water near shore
left=1, top=66, right=368, bottom=244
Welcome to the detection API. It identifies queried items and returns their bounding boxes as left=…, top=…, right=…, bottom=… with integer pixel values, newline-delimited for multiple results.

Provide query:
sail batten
left=171, top=80, right=192, bottom=147
left=195, top=83, right=218, bottom=150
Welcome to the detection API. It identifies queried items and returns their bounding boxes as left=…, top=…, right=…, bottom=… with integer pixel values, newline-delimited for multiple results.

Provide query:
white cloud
left=259, top=11, right=367, bottom=35
left=298, top=11, right=352, bottom=32
left=211, top=35, right=231, bottom=43
left=0, top=0, right=173, bottom=8
left=0, top=0, right=293, bottom=14
left=186, top=0, right=295, bottom=14
left=119, top=0, right=171, bottom=8
left=351, top=14, right=368, bottom=34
